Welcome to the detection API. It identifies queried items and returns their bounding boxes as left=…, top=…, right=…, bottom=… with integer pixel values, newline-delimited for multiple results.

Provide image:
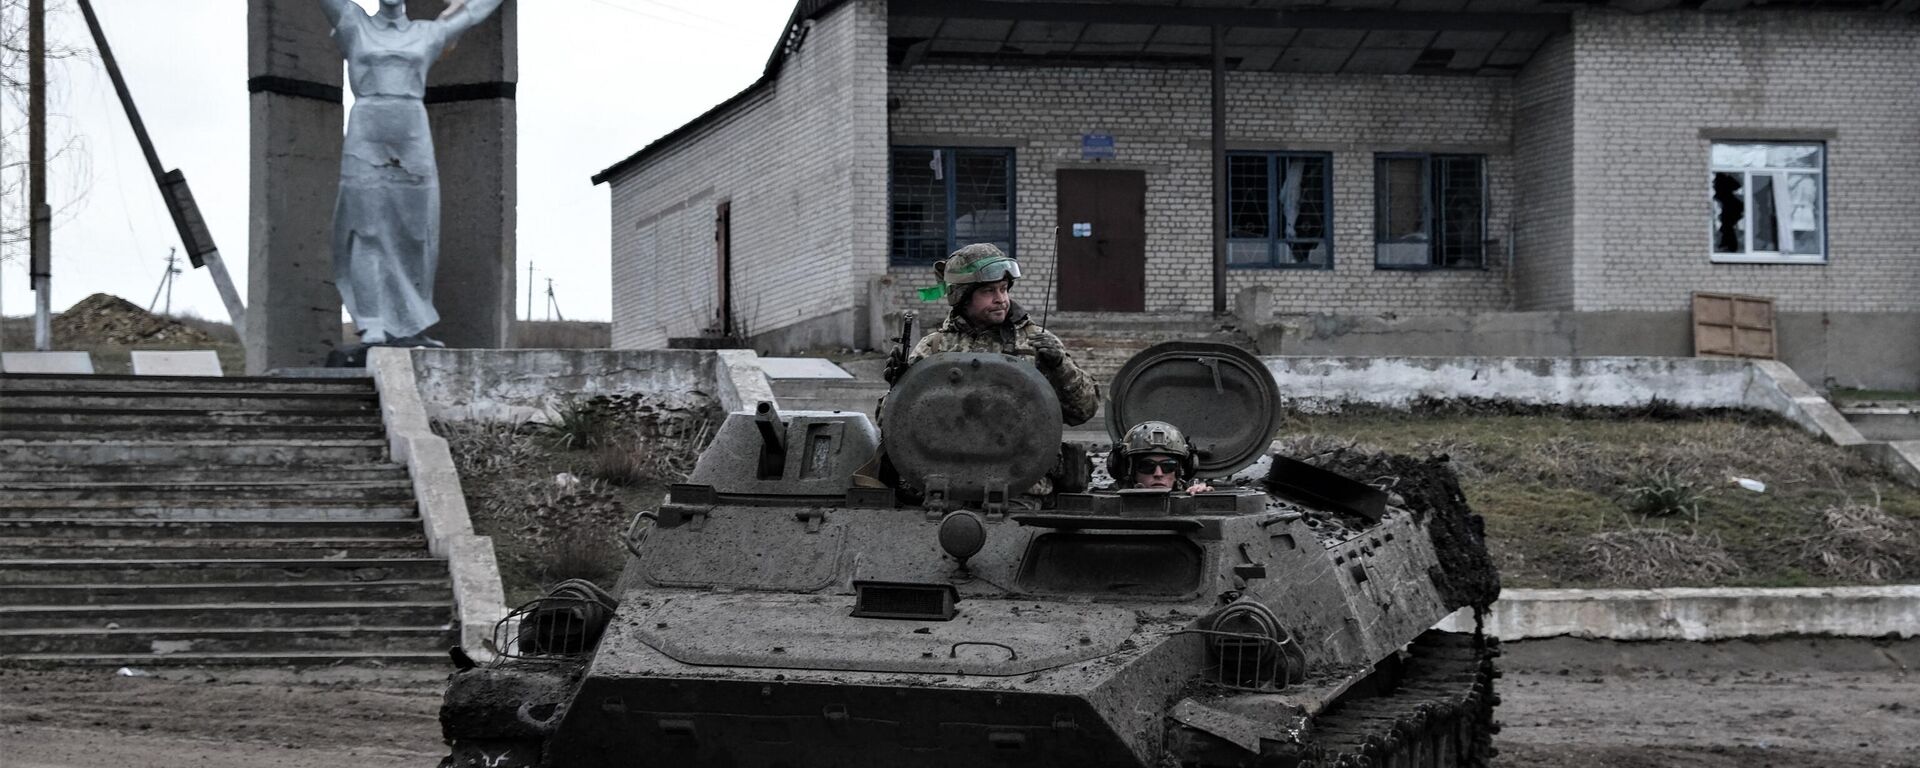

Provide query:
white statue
left=316, top=0, right=505, bottom=347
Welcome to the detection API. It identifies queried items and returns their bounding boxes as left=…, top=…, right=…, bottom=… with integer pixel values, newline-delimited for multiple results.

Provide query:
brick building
left=595, top=0, right=1920, bottom=388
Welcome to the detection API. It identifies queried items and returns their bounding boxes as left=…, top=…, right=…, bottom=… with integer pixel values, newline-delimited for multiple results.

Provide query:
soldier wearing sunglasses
left=1107, top=421, right=1215, bottom=494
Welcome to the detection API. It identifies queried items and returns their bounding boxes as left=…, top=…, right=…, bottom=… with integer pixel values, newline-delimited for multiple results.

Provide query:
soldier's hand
left=1031, top=335, right=1065, bottom=370
left=883, top=350, right=909, bottom=385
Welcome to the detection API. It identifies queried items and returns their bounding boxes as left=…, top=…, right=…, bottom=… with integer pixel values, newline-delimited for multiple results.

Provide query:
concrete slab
left=757, top=357, right=855, bottom=380
left=1435, top=585, right=1920, bottom=641
left=1, top=351, right=94, bottom=374
left=131, top=350, right=224, bottom=377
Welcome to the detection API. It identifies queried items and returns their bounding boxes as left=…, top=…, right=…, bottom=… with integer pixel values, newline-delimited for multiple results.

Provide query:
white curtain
left=1278, top=159, right=1305, bottom=241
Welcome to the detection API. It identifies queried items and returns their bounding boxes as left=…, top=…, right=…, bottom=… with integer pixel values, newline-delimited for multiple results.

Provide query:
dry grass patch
left=437, top=393, right=720, bottom=605
left=1286, top=404, right=1920, bottom=588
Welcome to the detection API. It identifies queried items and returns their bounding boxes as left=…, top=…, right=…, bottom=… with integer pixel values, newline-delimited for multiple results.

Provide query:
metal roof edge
left=592, top=0, right=854, bottom=186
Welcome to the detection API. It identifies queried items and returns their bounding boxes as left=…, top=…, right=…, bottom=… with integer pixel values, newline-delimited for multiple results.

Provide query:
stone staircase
left=0, top=373, right=454, bottom=667
left=1042, top=311, right=1259, bottom=386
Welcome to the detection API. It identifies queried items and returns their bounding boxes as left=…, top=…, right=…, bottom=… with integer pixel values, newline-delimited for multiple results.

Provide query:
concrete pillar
left=420, top=0, right=516, bottom=350
left=246, top=0, right=345, bottom=373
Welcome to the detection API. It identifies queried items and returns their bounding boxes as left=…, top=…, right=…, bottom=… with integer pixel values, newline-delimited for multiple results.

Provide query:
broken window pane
left=1229, top=155, right=1270, bottom=240
left=1787, top=173, right=1822, bottom=254
left=1228, top=152, right=1331, bottom=268
left=890, top=148, right=949, bottom=264
left=1751, top=174, right=1779, bottom=252
left=953, top=150, right=1012, bottom=254
left=1435, top=156, right=1484, bottom=268
left=1380, top=158, right=1426, bottom=242
left=1711, top=172, right=1745, bottom=253
left=1768, top=145, right=1821, bottom=169
left=1709, top=142, right=1823, bottom=260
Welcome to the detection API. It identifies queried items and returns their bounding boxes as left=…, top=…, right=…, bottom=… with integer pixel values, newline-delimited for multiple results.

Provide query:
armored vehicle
left=440, top=341, right=1501, bottom=768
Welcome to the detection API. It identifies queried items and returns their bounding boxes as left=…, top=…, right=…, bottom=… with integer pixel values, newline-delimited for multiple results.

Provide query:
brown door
left=1056, top=169, right=1146, bottom=312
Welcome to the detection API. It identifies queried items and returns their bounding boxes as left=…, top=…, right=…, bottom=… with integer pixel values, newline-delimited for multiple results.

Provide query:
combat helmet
left=1106, top=420, right=1196, bottom=482
left=934, top=243, right=1022, bottom=305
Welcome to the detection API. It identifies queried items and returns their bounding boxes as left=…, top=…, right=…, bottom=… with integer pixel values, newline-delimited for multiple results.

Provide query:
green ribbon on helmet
left=916, top=284, right=945, bottom=302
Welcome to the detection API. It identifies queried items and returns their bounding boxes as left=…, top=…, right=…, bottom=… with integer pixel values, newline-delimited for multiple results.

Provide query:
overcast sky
left=0, top=0, right=794, bottom=325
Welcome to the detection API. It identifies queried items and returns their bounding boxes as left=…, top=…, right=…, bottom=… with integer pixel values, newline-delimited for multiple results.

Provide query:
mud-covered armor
left=438, top=341, right=1502, bottom=768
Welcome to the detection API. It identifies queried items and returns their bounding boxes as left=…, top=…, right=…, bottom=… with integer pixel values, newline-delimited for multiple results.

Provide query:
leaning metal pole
left=75, top=0, right=248, bottom=341
left=1210, top=23, right=1227, bottom=315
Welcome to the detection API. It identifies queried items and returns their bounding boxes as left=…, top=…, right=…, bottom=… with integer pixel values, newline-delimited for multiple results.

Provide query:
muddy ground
left=3, top=638, right=1913, bottom=767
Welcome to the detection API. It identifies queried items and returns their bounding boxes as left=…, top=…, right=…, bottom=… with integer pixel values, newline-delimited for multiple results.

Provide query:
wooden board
left=1692, top=292, right=1777, bottom=360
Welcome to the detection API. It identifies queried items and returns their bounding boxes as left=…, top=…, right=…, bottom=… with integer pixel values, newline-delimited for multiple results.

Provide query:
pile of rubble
left=52, top=293, right=217, bottom=347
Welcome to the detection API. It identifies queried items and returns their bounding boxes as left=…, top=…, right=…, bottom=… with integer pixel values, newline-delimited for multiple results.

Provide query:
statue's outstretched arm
left=438, top=0, right=506, bottom=37
left=313, top=0, right=359, bottom=28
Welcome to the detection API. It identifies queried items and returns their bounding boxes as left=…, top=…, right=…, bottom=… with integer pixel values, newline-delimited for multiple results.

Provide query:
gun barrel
left=754, top=401, right=785, bottom=455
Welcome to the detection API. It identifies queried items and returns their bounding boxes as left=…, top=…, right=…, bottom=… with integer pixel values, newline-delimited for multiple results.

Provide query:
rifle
left=883, top=310, right=918, bottom=385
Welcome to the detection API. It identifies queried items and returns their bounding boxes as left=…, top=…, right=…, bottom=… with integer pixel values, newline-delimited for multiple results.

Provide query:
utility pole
left=544, top=278, right=564, bottom=323
left=525, top=261, right=534, bottom=321
left=148, top=248, right=181, bottom=315
left=29, top=0, right=51, bottom=351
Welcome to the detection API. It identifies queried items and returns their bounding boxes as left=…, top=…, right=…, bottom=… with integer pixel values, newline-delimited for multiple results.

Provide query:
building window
left=1710, top=143, right=1825, bottom=263
left=1228, top=152, right=1332, bottom=269
left=890, top=147, right=1015, bottom=265
left=1374, top=154, right=1486, bottom=269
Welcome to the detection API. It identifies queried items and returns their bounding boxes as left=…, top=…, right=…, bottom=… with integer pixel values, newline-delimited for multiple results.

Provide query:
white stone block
left=130, top=350, right=224, bottom=377
left=1, top=351, right=94, bottom=374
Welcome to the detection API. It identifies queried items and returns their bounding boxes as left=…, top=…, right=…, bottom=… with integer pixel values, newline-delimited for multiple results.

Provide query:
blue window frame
left=1228, top=152, right=1333, bottom=269
left=1374, top=153, right=1487, bottom=269
left=890, top=146, right=1016, bottom=265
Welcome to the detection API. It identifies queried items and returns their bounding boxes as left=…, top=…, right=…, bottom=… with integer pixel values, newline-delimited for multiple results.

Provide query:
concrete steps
left=0, top=501, right=420, bottom=521
left=0, top=372, right=373, bottom=394
left=0, top=625, right=453, bottom=655
left=4, top=439, right=392, bottom=467
left=1042, top=311, right=1257, bottom=385
left=0, top=479, right=415, bottom=502
left=0, top=602, right=452, bottom=631
left=2, top=557, right=450, bottom=585
left=0, top=580, right=454, bottom=607
left=0, top=373, right=455, bottom=667
left=0, top=391, right=379, bottom=412
left=0, top=464, right=410, bottom=484
left=0, top=518, right=426, bottom=539
left=1, top=406, right=383, bottom=428
left=1838, top=405, right=1920, bottom=442
left=0, top=649, right=449, bottom=667
left=0, top=537, right=430, bottom=559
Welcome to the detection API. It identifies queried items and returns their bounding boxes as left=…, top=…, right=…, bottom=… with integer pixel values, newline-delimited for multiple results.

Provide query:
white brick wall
left=1570, top=11, right=1920, bottom=312
left=1514, top=33, right=1576, bottom=311
left=605, top=0, right=888, bottom=349
left=608, top=5, right=1920, bottom=347
left=885, top=66, right=1517, bottom=317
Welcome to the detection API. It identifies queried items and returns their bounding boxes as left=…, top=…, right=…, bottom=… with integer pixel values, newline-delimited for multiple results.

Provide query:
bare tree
left=0, top=0, right=94, bottom=270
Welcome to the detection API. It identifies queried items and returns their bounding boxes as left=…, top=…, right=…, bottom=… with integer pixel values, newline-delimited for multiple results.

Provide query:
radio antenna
left=1041, top=226, right=1059, bottom=327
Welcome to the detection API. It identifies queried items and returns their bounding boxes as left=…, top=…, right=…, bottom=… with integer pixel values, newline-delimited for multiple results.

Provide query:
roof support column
left=1210, top=23, right=1227, bottom=315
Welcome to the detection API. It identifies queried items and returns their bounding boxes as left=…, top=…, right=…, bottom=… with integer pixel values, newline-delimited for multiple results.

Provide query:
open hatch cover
left=1104, top=341, right=1282, bottom=478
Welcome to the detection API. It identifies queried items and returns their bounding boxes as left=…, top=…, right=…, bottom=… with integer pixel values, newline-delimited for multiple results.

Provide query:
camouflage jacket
left=907, top=303, right=1101, bottom=426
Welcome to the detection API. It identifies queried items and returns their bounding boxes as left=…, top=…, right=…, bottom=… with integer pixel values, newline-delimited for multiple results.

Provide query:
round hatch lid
left=1104, top=341, right=1281, bottom=477
left=882, top=352, right=1063, bottom=500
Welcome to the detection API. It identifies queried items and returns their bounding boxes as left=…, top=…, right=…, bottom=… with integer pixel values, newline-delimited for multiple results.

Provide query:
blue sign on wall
left=1081, top=132, right=1116, bottom=160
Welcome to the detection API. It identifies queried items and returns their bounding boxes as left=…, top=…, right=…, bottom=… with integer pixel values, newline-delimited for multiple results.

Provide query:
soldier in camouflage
left=895, top=244, right=1101, bottom=426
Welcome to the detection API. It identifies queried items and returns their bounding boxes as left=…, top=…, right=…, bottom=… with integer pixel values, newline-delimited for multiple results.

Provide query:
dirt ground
left=3, top=637, right=1914, bottom=767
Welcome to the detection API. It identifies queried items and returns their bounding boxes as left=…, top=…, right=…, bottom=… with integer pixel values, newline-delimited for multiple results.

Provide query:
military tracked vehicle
left=440, top=341, right=1501, bottom=768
